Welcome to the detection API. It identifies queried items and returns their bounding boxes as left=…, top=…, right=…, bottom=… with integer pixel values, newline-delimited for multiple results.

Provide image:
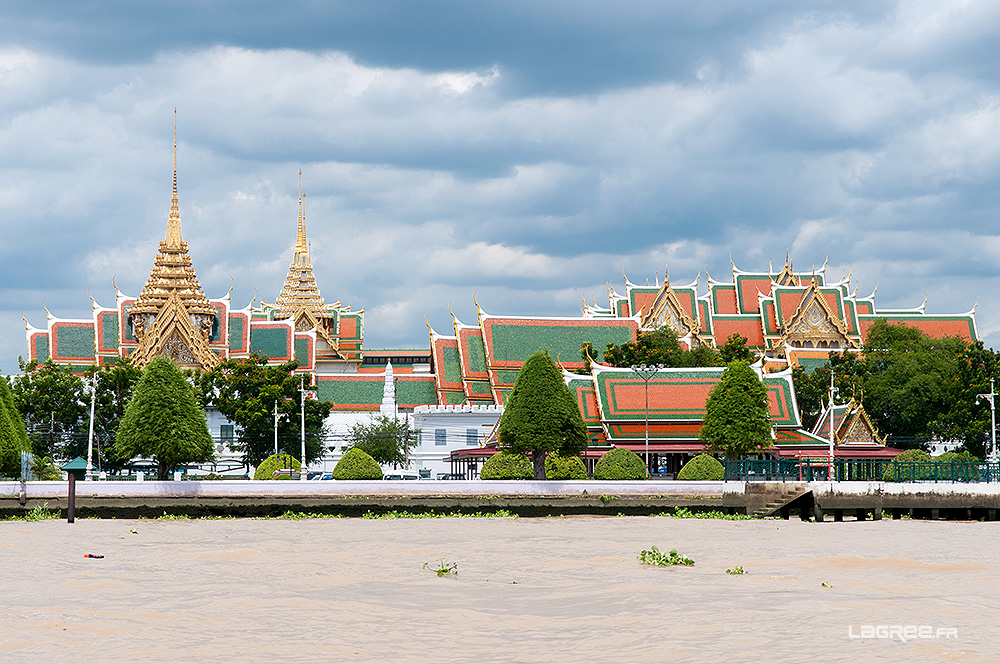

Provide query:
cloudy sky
left=3, top=1, right=1000, bottom=373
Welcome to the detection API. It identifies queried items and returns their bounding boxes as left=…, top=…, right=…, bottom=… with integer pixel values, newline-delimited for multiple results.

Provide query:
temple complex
left=20, top=129, right=982, bottom=476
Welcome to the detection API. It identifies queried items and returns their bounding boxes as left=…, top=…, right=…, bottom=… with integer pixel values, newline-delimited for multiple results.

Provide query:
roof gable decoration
left=131, top=290, right=221, bottom=369
left=812, top=396, right=886, bottom=447
left=780, top=280, right=859, bottom=351
left=637, top=268, right=703, bottom=342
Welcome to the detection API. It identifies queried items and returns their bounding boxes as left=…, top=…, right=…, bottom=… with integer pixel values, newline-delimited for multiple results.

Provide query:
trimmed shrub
left=881, top=448, right=932, bottom=481
left=480, top=451, right=533, bottom=480
left=593, top=448, right=646, bottom=480
left=332, top=448, right=383, bottom=480
left=676, top=453, right=724, bottom=481
left=545, top=453, right=588, bottom=480
left=253, top=453, right=301, bottom=480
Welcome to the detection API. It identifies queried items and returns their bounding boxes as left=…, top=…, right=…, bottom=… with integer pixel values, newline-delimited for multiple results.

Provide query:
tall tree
left=198, top=354, right=330, bottom=468
left=929, top=341, right=1000, bottom=459
left=851, top=319, right=967, bottom=449
left=0, top=378, right=31, bottom=478
left=343, top=414, right=418, bottom=468
left=10, top=358, right=88, bottom=460
left=496, top=350, right=588, bottom=479
left=701, top=360, right=772, bottom=458
left=115, top=356, right=216, bottom=480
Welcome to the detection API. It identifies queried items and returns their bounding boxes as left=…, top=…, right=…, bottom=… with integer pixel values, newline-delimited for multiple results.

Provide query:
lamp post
left=86, top=374, right=97, bottom=481
left=299, top=374, right=308, bottom=481
left=273, top=400, right=279, bottom=457
left=630, top=364, right=661, bottom=479
left=976, top=378, right=998, bottom=465
left=828, top=371, right=838, bottom=481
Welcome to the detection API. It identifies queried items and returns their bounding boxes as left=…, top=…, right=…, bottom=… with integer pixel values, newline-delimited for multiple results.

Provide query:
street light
left=299, top=375, right=307, bottom=481
left=828, top=371, right=838, bottom=481
left=630, top=364, right=661, bottom=479
left=86, top=374, right=97, bottom=481
left=976, top=378, right=998, bottom=465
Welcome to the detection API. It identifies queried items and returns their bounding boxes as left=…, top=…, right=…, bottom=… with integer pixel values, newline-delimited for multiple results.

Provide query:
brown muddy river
left=1, top=516, right=997, bottom=663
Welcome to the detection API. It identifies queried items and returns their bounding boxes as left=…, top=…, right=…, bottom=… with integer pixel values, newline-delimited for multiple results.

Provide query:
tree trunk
left=532, top=451, right=546, bottom=480
left=157, top=459, right=169, bottom=481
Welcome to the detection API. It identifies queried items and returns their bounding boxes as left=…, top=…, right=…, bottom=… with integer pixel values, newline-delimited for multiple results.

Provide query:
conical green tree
left=700, top=360, right=772, bottom=459
left=115, top=356, right=215, bottom=480
left=496, top=350, right=588, bottom=479
left=0, top=379, right=30, bottom=478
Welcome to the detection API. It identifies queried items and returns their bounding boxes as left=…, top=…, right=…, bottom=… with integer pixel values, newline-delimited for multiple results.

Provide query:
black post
left=67, top=474, right=76, bottom=523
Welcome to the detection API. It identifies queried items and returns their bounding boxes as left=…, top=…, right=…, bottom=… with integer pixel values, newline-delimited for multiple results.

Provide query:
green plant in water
left=362, top=509, right=516, bottom=519
left=599, top=494, right=617, bottom=504
left=668, top=507, right=753, bottom=521
left=725, top=566, right=746, bottom=575
left=424, top=558, right=458, bottom=577
left=277, top=511, right=345, bottom=520
left=156, top=512, right=191, bottom=520
left=637, top=545, right=694, bottom=567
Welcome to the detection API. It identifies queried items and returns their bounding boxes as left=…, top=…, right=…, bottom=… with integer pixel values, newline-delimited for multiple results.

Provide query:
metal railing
left=725, top=459, right=1000, bottom=483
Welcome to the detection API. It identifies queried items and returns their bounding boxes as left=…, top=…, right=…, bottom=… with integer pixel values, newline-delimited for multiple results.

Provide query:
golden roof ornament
left=273, top=170, right=342, bottom=353
left=129, top=112, right=219, bottom=369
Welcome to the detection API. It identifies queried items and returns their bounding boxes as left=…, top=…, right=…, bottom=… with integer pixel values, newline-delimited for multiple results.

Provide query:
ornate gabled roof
left=128, top=116, right=219, bottom=369
left=811, top=396, right=886, bottom=446
left=638, top=267, right=702, bottom=340
left=780, top=279, right=860, bottom=350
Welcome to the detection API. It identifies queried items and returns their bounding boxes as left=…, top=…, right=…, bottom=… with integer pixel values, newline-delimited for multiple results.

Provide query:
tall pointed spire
left=129, top=110, right=218, bottom=369
left=165, top=108, right=183, bottom=247
left=274, top=170, right=340, bottom=352
left=295, top=168, right=308, bottom=261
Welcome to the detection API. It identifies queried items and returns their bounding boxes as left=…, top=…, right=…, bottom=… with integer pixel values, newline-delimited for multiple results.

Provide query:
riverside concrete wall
left=0, top=480, right=726, bottom=519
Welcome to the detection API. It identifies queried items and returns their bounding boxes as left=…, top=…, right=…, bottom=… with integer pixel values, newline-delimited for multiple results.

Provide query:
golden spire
left=165, top=108, right=183, bottom=248
left=274, top=170, right=340, bottom=352
left=295, top=168, right=308, bottom=260
left=128, top=113, right=218, bottom=369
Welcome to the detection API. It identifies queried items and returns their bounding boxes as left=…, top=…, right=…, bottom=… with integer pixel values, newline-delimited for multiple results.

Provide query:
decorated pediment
left=781, top=281, right=858, bottom=350
left=131, top=290, right=219, bottom=369
left=640, top=273, right=701, bottom=342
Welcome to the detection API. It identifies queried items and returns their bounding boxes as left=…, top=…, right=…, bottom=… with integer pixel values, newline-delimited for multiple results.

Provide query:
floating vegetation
left=638, top=545, right=694, bottom=567
left=275, top=511, right=345, bottom=520
left=725, top=566, right=746, bottom=575
left=362, top=510, right=517, bottom=519
left=663, top=507, right=754, bottom=521
left=424, top=558, right=458, bottom=577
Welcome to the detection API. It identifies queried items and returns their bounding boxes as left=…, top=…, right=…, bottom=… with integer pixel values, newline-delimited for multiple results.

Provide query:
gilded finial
left=21, top=309, right=28, bottom=331
left=112, top=273, right=120, bottom=295
left=821, top=254, right=828, bottom=272
left=42, top=298, right=52, bottom=319
left=226, top=277, right=235, bottom=299
left=165, top=109, right=183, bottom=248
left=246, top=288, right=258, bottom=310
left=425, top=314, right=433, bottom=334
left=972, top=299, right=979, bottom=313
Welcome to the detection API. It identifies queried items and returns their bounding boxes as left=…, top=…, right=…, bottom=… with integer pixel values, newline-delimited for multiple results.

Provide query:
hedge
left=332, top=448, right=383, bottom=480
left=676, top=453, right=724, bottom=481
left=545, top=453, right=588, bottom=480
left=480, top=451, right=533, bottom=480
left=253, top=453, right=301, bottom=480
left=593, top=448, right=646, bottom=480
